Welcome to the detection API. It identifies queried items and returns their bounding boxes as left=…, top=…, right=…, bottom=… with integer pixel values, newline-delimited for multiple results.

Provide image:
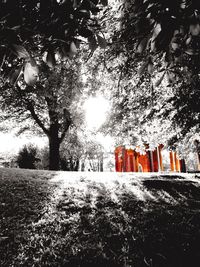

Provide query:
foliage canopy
left=0, top=0, right=107, bottom=86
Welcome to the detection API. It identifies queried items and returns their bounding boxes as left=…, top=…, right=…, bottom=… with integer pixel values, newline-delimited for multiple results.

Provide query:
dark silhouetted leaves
left=45, top=50, right=56, bottom=68
left=78, top=28, right=93, bottom=38
left=100, top=0, right=108, bottom=6
left=88, top=35, right=97, bottom=52
left=0, top=0, right=108, bottom=75
left=190, top=23, right=200, bottom=36
left=8, top=66, right=23, bottom=85
left=96, top=34, right=107, bottom=49
left=137, top=37, right=148, bottom=53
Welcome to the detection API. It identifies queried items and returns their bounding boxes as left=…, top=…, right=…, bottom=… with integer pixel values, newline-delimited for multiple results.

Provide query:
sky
left=0, top=132, right=47, bottom=158
left=84, top=95, right=111, bottom=130
left=84, top=96, right=115, bottom=151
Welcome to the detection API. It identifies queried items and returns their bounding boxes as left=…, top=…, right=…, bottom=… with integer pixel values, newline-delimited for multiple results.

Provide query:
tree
left=0, top=59, right=85, bottom=170
left=60, top=127, right=84, bottom=171
left=95, top=0, right=200, bottom=155
left=81, top=138, right=104, bottom=171
left=102, top=62, right=200, bottom=158
left=60, top=127, right=105, bottom=171
left=0, top=0, right=109, bottom=170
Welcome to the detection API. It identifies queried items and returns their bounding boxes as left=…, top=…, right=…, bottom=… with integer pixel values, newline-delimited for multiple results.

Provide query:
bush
left=16, top=144, right=39, bottom=169
left=38, top=146, right=49, bottom=170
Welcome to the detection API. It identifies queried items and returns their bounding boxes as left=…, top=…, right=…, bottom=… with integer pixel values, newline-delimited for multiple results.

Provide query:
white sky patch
left=96, top=133, right=115, bottom=151
left=0, top=132, right=47, bottom=156
left=84, top=96, right=110, bottom=130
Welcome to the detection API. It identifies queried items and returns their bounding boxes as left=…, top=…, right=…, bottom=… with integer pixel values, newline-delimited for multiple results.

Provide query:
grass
left=0, top=169, right=200, bottom=267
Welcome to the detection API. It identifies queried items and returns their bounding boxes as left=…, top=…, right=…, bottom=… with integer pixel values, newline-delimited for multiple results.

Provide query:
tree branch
left=26, top=102, right=49, bottom=136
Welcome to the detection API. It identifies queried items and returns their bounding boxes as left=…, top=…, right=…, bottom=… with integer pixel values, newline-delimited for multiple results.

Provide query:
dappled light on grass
left=16, top=172, right=200, bottom=266
left=50, top=172, right=159, bottom=204
left=1, top=169, right=200, bottom=266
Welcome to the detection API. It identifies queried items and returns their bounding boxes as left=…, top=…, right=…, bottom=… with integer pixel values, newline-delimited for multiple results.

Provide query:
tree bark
left=49, top=123, right=60, bottom=170
left=45, top=93, right=71, bottom=171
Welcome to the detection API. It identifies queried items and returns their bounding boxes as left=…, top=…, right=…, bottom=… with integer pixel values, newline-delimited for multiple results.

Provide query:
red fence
left=115, top=145, right=186, bottom=173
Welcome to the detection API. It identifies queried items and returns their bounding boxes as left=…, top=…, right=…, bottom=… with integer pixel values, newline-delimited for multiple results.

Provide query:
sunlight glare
left=84, top=96, right=110, bottom=129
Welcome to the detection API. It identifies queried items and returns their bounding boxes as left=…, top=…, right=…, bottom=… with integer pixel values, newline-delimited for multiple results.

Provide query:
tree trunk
left=49, top=124, right=60, bottom=170
left=74, top=159, right=79, bottom=171
left=100, top=158, right=103, bottom=172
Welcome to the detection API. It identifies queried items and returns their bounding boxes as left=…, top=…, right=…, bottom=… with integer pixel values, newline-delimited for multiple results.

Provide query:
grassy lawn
left=0, top=169, right=200, bottom=267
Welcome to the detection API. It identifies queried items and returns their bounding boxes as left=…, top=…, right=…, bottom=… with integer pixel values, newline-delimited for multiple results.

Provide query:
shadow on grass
left=61, top=178, right=200, bottom=267
left=0, top=168, right=57, bottom=266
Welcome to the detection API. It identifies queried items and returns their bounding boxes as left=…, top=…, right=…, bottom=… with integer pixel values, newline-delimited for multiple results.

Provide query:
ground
left=0, top=168, right=200, bottom=267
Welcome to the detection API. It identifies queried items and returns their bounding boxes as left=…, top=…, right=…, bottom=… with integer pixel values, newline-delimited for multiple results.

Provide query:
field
left=0, top=168, right=200, bottom=267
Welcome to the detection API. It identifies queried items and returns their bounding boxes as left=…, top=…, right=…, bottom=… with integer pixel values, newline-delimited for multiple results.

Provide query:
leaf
left=88, top=35, right=97, bottom=52
left=147, top=62, right=153, bottom=74
left=171, top=42, right=179, bottom=50
left=12, top=44, right=30, bottom=59
left=8, top=66, right=23, bottom=85
left=152, top=23, right=162, bottom=41
left=73, top=0, right=78, bottom=9
left=147, top=56, right=153, bottom=74
left=185, top=48, right=199, bottom=55
left=137, top=37, right=148, bottom=53
left=150, top=40, right=156, bottom=52
left=77, top=10, right=90, bottom=19
left=100, top=0, right=108, bottom=6
left=0, top=44, right=8, bottom=56
left=185, top=36, right=192, bottom=45
left=87, top=0, right=99, bottom=13
left=189, top=23, right=200, bottom=36
left=166, top=71, right=175, bottom=84
left=68, top=41, right=77, bottom=58
left=154, top=71, right=166, bottom=87
left=24, top=59, right=39, bottom=86
left=74, top=39, right=81, bottom=49
left=59, top=42, right=77, bottom=60
left=46, top=50, right=56, bottom=68
left=152, top=26, right=173, bottom=52
left=58, top=45, right=69, bottom=60
left=138, top=61, right=148, bottom=76
left=96, top=34, right=106, bottom=49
